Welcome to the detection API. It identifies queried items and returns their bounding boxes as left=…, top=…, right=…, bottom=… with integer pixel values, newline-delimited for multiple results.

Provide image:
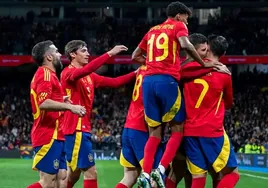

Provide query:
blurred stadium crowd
left=1, top=12, right=268, bottom=56
left=0, top=11, right=268, bottom=154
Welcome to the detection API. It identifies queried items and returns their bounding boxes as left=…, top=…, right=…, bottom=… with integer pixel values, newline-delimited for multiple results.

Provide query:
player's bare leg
left=55, top=169, right=67, bottom=188
left=83, top=165, right=98, bottom=188
left=27, top=171, right=57, bottom=188
left=152, top=122, right=184, bottom=188
left=116, top=167, right=141, bottom=188
left=66, top=167, right=81, bottom=188
left=138, top=125, right=162, bottom=188
left=166, top=152, right=190, bottom=188
left=216, top=167, right=240, bottom=188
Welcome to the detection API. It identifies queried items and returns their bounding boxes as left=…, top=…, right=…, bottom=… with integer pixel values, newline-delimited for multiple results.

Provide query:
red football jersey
left=183, top=62, right=233, bottom=137
left=125, top=67, right=147, bottom=132
left=61, top=65, right=136, bottom=135
left=30, top=67, right=65, bottom=147
left=138, top=18, right=188, bottom=81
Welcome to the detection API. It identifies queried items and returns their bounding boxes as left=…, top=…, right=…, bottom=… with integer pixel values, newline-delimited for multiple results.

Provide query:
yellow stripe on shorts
left=32, top=139, right=54, bottom=171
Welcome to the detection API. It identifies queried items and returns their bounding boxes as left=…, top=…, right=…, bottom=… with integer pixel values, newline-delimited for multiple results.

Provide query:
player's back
left=140, top=18, right=188, bottom=81
left=125, top=66, right=147, bottom=132
left=183, top=62, right=233, bottom=137
left=30, top=67, right=64, bottom=147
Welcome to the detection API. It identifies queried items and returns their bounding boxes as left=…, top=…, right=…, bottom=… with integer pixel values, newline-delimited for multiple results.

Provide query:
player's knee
left=192, top=173, right=206, bottom=179
left=68, top=168, right=81, bottom=184
left=170, top=121, right=184, bottom=133
left=39, top=178, right=56, bottom=188
left=58, top=169, right=67, bottom=181
left=149, top=125, right=162, bottom=138
left=121, top=167, right=140, bottom=187
left=39, top=172, right=57, bottom=188
left=220, top=166, right=237, bottom=176
left=84, top=165, right=97, bottom=179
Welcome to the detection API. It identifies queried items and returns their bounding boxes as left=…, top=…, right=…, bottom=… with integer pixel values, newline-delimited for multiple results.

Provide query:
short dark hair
left=166, top=1, right=192, bottom=17
left=189, top=33, right=207, bottom=48
left=31, top=40, right=53, bottom=66
left=65, top=40, right=87, bottom=61
left=208, top=35, right=228, bottom=58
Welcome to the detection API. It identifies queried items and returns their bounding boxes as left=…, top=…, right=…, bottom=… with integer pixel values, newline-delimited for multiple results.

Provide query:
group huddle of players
left=27, top=1, right=240, bottom=188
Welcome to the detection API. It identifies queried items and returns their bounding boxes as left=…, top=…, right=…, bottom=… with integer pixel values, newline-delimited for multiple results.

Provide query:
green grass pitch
left=0, top=159, right=267, bottom=188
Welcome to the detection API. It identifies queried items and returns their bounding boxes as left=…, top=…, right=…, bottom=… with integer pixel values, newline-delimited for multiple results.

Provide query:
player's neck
left=71, top=60, right=83, bottom=68
left=42, top=64, right=56, bottom=72
left=205, top=55, right=218, bottom=62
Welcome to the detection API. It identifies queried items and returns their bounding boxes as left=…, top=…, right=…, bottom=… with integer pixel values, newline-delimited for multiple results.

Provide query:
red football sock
left=160, top=132, right=183, bottom=169
left=27, top=182, right=42, bottom=188
left=217, top=173, right=240, bottom=188
left=191, top=177, right=206, bottom=188
left=67, top=181, right=74, bottom=188
left=84, top=179, right=98, bottom=188
left=165, top=177, right=176, bottom=188
left=143, top=136, right=161, bottom=174
left=115, top=183, right=128, bottom=188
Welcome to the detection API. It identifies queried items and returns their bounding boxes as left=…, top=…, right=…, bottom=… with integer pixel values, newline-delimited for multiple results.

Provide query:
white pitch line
left=240, top=173, right=268, bottom=180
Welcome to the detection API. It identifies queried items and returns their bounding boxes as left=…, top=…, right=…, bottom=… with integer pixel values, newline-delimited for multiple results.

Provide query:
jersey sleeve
left=138, top=32, right=149, bottom=51
left=34, top=71, right=53, bottom=106
left=181, top=62, right=213, bottom=80
left=92, top=72, right=136, bottom=88
left=175, top=22, right=189, bottom=38
left=223, top=75, right=233, bottom=109
left=63, top=53, right=110, bottom=82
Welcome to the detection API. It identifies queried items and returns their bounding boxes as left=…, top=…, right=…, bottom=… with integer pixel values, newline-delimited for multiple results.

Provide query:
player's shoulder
left=174, top=21, right=188, bottom=30
left=34, top=67, right=52, bottom=82
left=61, top=64, right=74, bottom=76
left=182, top=60, right=200, bottom=68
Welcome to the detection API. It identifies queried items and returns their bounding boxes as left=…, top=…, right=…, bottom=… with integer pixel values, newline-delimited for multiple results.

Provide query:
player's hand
left=204, top=61, right=223, bottom=68
left=134, top=67, right=140, bottom=74
left=107, top=45, right=128, bottom=56
left=69, top=105, right=86, bottom=117
left=63, top=96, right=72, bottom=104
left=213, top=64, right=232, bottom=75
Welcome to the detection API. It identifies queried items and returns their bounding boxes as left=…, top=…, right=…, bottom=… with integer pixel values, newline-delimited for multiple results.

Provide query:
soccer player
left=183, top=35, right=239, bottom=188
left=27, top=40, right=86, bottom=188
left=132, top=2, right=218, bottom=187
left=116, top=63, right=220, bottom=188
left=61, top=40, right=137, bottom=188
left=115, top=65, right=165, bottom=188
left=166, top=33, right=230, bottom=188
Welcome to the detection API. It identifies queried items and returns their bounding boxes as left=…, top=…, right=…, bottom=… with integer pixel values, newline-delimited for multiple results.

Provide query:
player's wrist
left=107, top=51, right=113, bottom=57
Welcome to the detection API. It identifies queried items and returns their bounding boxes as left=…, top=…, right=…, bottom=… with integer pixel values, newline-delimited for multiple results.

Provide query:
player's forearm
left=181, top=66, right=213, bottom=80
left=132, top=56, right=146, bottom=64
left=39, top=99, right=72, bottom=111
left=70, top=53, right=110, bottom=81
left=100, top=72, right=136, bottom=88
left=184, top=45, right=205, bottom=67
left=132, top=47, right=146, bottom=64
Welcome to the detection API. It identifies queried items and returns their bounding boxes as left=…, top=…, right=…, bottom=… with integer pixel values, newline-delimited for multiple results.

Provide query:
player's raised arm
left=92, top=71, right=136, bottom=88
left=132, top=47, right=146, bottom=64
left=181, top=63, right=213, bottom=80
left=179, top=36, right=210, bottom=67
left=132, top=32, right=148, bottom=64
left=64, top=41, right=128, bottom=81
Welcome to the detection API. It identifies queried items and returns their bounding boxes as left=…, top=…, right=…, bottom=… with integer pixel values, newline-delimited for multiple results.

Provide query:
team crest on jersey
left=53, top=159, right=60, bottom=169
left=88, top=154, right=94, bottom=162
